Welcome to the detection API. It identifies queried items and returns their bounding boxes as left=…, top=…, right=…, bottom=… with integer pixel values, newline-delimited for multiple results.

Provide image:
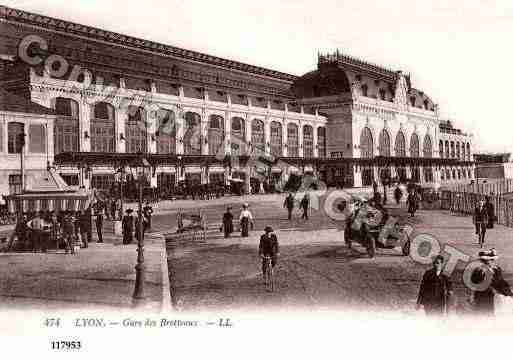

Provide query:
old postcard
left=1, top=0, right=512, bottom=357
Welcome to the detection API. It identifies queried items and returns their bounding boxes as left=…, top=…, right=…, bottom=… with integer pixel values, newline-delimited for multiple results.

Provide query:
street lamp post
left=132, top=155, right=151, bottom=302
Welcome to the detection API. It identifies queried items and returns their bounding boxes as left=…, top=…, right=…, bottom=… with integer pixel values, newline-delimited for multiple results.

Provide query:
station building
left=0, top=5, right=474, bottom=197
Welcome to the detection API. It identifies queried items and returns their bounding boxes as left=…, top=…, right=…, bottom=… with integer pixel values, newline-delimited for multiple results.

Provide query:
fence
left=444, top=179, right=513, bottom=196
left=441, top=190, right=513, bottom=228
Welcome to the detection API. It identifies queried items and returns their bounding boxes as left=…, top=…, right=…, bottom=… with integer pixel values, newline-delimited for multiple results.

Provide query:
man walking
left=283, top=192, right=295, bottom=220
left=485, top=196, right=496, bottom=229
left=95, top=205, right=104, bottom=244
left=416, top=255, right=453, bottom=316
left=300, top=192, right=310, bottom=220
left=406, top=190, right=418, bottom=217
left=394, top=185, right=403, bottom=205
left=473, top=198, right=489, bottom=247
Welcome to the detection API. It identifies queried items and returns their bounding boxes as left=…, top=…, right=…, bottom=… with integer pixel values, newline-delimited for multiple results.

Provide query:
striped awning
left=5, top=191, right=92, bottom=214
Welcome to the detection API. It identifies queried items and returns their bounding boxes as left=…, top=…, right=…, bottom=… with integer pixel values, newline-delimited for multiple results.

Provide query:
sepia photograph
left=1, top=0, right=513, bottom=356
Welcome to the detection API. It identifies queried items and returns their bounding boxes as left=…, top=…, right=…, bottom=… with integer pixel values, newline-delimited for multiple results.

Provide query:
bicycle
left=262, top=255, right=275, bottom=292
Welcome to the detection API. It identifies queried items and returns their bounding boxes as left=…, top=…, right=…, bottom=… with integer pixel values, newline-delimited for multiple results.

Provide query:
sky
left=5, top=0, right=513, bottom=155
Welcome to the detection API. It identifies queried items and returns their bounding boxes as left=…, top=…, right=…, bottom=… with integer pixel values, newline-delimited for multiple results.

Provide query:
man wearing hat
left=416, top=255, right=453, bottom=316
left=122, top=209, right=134, bottom=245
left=473, top=198, right=489, bottom=247
left=470, top=249, right=513, bottom=315
left=259, top=226, right=279, bottom=278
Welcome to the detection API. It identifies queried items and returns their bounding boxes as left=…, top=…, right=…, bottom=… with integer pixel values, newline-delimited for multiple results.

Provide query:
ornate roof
left=318, top=51, right=398, bottom=82
left=0, top=5, right=296, bottom=82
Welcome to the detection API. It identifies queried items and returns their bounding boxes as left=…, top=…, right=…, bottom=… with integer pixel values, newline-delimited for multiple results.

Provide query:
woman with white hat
left=239, top=203, right=254, bottom=238
left=470, top=249, right=513, bottom=315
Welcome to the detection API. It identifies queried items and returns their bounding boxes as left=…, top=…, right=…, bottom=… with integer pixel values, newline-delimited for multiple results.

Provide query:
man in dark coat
left=283, top=193, right=295, bottom=220
left=122, top=209, right=134, bottom=245
left=222, top=207, right=234, bottom=238
left=417, top=255, right=453, bottom=316
left=394, top=186, right=403, bottom=205
left=406, top=190, right=418, bottom=217
left=95, top=205, right=104, bottom=244
left=300, top=193, right=310, bottom=220
left=471, top=249, right=513, bottom=316
left=473, top=199, right=489, bottom=247
left=485, top=196, right=495, bottom=229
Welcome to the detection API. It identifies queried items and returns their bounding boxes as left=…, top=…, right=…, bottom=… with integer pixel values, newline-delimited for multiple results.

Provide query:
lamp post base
left=132, top=263, right=146, bottom=300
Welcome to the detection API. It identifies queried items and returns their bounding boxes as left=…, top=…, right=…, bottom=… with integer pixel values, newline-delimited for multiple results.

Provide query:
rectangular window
left=29, top=124, right=46, bottom=153
left=8, top=122, right=24, bottom=154
left=8, top=174, right=22, bottom=194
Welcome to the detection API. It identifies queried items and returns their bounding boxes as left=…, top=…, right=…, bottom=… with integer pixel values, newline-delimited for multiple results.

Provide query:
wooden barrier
left=441, top=190, right=513, bottom=228
left=445, top=179, right=513, bottom=196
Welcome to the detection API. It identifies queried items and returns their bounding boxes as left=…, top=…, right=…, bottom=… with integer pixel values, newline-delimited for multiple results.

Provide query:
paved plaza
left=163, top=193, right=513, bottom=313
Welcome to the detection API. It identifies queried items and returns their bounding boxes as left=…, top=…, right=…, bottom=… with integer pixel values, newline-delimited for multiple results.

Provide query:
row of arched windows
left=53, top=98, right=326, bottom=157
left=360, top=128, right=433, bottom=158
left=438, top=139, right=471, bottom=160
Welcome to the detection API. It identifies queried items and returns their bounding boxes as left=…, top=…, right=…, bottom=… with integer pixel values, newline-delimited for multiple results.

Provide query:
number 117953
left=51, top=341, right=82, bottom=350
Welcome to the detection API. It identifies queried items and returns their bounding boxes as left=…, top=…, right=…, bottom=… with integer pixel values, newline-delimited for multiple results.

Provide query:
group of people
left=283, top=192, right=311, bottom=220
left=221, top=203, right=254, bottom=238
left=417, top=249, right=512, bottom=316
left=121, top=201, right=154, bottom=245
left=7, top=208, right=96, bottom=253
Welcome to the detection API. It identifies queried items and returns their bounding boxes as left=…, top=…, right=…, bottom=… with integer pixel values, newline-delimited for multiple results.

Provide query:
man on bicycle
left=258, top=226, right=279, bottom=277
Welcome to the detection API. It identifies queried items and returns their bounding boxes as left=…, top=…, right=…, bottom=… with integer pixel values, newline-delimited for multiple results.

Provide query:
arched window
left=360, top=127, right=373, bottom=158
left=395, top=131, right=406, bottom=157
left=423, top=135, right=432, bottom=158
left=54, top=97, right=79, bottom=154
left=8, top=122, right=24, bottom=154
left=184, top=112, right=201, bottom=155
left=208, top=114, right=224, bottom=155
left=456, top=142, right=460, bottom=159
left=410, top=133, right=420, bottom=158
left=91, top=102, right=115, bottom=152
left=231, top=117, right=245, bottom=156
left=287, top=123, right=299, bottom=157
left=251, top=119, right=265, bottom=153
left=466, top=143, right=470, bottom=160
left=156, top=109, right=176, bottom=154
left=126, top=106, right=147, bottom=153
left=379, top=129, right=391, bottom=156
left=461, top=142, right=466, bottom=161
left=445, top=140, right=449, bottom=158
left=317, top=127, right=326, bottom=158
left=450, top=141, right=455, bottom=158
left=303, top=125, right=314, bottom=158
left=439, top=140, right=444, bottom=158
left=270, top=121, right=282, bottom=157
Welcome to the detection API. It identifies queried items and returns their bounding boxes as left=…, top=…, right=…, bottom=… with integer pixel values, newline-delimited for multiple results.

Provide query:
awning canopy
left=6, top=191, right=92, bottom=214
left=4, top=168, right=92, bottom=214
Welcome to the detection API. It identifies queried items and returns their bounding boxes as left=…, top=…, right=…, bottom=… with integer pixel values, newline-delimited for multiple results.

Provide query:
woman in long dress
left=239, top=203, right=253, bottom=237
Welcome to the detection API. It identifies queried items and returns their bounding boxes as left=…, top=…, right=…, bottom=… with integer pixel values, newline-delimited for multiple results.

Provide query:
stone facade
left=0, top=5, right=474, bottom=196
